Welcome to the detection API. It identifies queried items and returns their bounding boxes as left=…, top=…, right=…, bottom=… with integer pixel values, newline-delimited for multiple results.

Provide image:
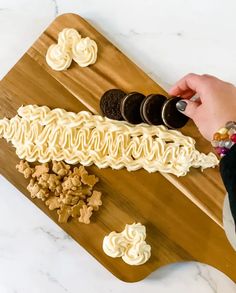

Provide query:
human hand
left=169, top=73, right=236, bottom=141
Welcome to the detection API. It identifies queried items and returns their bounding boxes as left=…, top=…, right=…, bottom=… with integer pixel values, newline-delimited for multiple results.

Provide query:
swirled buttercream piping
left=72, top=37, right=98, bottom=67
left=58, top=28, right=81, bottom=51
left=46, top=44, right=72, bottom=71
left=46, top=28, right=98, bottom=70
left=0, top=105, right=218, bottom=176
left=122, top=241, right=151, bottom=266
left=103, top=223, right=151, bottom=266
left=103, top=231, right=128, bottom=258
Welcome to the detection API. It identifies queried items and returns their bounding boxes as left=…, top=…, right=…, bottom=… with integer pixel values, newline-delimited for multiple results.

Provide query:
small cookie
left=79, top=205, right=93, bottom=224
left=45, top=196, right=61, bottom=210
left=27, top=179, right=49, bottom=201
left=16, top=159, right=102, bottom=225
left=32, top=163, right=49, bottom=178
left=57, top=205, right=72, bottom=223
left=120, top=92, right=145, bottom=124
left=16, top=160, right=33, bottom=179
left=81, top=173, right=99, bottom=187
left=71, top=200, right=85, bottom=218
left=100, top=89, right=127, bottom=120
left=87, top=190, right=102, bottom=211
left=140, top=94, right=167, bottom=125
left=38, top=173, right=61, bottom=192
left=161, top=97, right=189, bottom=129
left=52, top=161, right=70, bottom=177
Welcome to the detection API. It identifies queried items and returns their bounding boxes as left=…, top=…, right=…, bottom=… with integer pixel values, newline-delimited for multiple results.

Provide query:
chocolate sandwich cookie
left=161, top=96, right=189, bottom=129
left=100, top=89, right=127, bottom=120
left=120, top=92, right=146, bottom=124
left=140, top=94, right=167, bottom=125
left=140, top=98, right=148, bottom=123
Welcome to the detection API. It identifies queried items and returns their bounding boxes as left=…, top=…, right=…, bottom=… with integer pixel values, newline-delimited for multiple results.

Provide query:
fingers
left=180, top=89, right=196, bottom=99
left=176, top=99, right=200, bottom=119
left=169, top=73, right=204, bottom=98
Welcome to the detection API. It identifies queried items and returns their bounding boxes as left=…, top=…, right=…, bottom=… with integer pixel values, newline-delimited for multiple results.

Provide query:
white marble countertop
left=0, top=0, right=236, bottom=292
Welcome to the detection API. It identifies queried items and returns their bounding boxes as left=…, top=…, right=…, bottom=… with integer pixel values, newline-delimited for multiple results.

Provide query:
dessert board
left=0, top=13, right=235, bottom=282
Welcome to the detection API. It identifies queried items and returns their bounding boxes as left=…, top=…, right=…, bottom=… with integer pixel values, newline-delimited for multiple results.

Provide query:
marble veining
left=38, top=269, right=70, bottom=293
left=0, top=0, right=236, bottom=292
left=195, top=263, right=217, bottom=293
left=33, top=226, right=71, bottom=242
left=51, top=0, right=59, bottom=17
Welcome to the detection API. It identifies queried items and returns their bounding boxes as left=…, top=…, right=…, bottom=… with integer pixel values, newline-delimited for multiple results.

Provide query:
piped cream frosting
left=0, top=105, right=218, bottom=176
left=72, top=37, right=98, bottom=67
left=46, top=44, right=72, bottom=71
left=58, top=28, right=81, bottom=50
left=103, top=223, right=151, bottom=266
left=46, top=28, right=98, bottom=70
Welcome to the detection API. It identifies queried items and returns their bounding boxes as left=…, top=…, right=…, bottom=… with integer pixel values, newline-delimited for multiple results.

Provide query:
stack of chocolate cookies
left=100, top=89, right=189, bottom=129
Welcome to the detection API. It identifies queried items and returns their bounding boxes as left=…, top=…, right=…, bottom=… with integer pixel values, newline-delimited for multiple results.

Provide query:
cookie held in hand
left=161, top=96, right=189, bottom=129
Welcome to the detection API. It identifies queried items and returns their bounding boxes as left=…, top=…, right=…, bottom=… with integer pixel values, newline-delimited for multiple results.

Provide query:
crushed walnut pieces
left=16, top=160, right=102, bottom=224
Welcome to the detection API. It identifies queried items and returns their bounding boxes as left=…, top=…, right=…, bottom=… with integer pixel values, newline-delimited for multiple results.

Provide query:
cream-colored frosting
left=0, top=105, right=218, bottom=176
left=58, top=28, right=81, bottom=51
left=122, top=222, right=146, bottom=242
left=46, top=44, right=72, bottom=71
left=46, top=28, right=98, bottom=70
left=72, top=37, right=98, bottom=67
left=103, top=223, right=151, bottom=266
left=103, top=231, right=128, bottom=258
left=122, top=241, right=151, bottom=266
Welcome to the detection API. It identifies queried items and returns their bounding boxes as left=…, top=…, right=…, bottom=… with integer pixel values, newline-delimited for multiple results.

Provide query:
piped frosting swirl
left=103, top=223, right=151, bottom=266
left=46, top=28, right=98, bottom=70
left=46, top=44, right=72, bottom=71
left=0, top=105, right=218, bottom=176
left=72, top=37, right=98, bottom=67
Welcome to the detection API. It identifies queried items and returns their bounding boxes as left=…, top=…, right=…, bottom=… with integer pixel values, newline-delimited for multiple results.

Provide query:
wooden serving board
left=0, top=13, right=235, bottom=282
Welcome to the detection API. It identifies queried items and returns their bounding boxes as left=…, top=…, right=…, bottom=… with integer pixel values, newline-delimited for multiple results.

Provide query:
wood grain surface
left=0, top=13, right=234, bottom=282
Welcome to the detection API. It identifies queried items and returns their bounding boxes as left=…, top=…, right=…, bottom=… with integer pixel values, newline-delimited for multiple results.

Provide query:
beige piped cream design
left=58, top=28, right=81, bottom=50
left=46, top=28, right=98, bottom=70
left=103, top=223, right=151, bottom=266
left=46, top=43, right=72, bottom=71
left=72, top=37, right=98, bottom=67
left=0, top=105, right=218, bottom=176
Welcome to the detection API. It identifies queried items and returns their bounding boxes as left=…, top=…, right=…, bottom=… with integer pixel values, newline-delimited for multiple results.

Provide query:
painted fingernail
left=176, top=100, right=187, bottom=112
